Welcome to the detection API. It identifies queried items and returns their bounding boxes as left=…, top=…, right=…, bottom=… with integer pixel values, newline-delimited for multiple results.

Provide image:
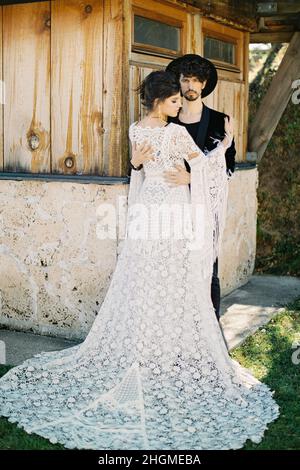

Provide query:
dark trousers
left=211, top=258, right=220, bottom=321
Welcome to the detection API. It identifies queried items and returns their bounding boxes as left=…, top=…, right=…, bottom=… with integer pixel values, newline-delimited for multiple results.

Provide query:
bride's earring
left=158, top=106, right=166, bottom=122
left=158, top=106, right=162, bottom=121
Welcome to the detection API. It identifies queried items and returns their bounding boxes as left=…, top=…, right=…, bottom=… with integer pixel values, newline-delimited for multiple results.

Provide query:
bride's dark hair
left=136, top=70, right=180, bottom=111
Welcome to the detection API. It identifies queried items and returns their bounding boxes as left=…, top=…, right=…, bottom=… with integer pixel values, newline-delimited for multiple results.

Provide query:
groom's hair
left=136, top=71, right=180, bottom=111
left=179, top=60, right=211, bottom=83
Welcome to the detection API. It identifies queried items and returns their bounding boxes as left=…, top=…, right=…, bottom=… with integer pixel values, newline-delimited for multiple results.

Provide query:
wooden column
left=248, top=31, right=300, bottom=162
left=102, top=0, right=130, bottom=177
left=243, top=31, right=250, bottom=158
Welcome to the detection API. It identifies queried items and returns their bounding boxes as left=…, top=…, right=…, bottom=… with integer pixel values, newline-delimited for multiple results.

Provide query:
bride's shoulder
left=169, top=122, right=184, bottom=130
left=129, top=121, right=138, bottom=138
left=168, top=122, right=187, bottom=136
left=129, top=121, right=138, bottom=129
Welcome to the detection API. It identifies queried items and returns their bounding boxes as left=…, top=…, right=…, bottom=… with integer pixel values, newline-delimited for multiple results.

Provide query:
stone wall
left=0, top=167, right=257, bottom=339
left=220, top=167, right=258, bottom=295
left=0, top=180, right=127, bottom=340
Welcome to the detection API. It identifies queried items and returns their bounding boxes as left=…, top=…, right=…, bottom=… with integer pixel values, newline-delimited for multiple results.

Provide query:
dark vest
left=168, top=104, right=236, bottom=175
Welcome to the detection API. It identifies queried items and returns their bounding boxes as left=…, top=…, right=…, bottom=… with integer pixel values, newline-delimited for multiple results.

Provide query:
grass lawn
left=0, top=299, right=299, bottom=450
left=231, top=298, right=300, bottom=450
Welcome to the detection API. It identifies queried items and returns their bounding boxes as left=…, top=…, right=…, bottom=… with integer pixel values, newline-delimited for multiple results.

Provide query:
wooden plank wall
left=103, top=0, right=129, bottom=177
left=3, top=2, right=51, bottom=173
left=51, top=0, right=103, bottom=175
left=1, top=0, right=129, bottom=176
left=0, top=0, right=248, bottom=176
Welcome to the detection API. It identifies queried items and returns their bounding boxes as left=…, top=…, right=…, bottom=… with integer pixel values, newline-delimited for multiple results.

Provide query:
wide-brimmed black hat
left=166, top=54, right=218, bottom=98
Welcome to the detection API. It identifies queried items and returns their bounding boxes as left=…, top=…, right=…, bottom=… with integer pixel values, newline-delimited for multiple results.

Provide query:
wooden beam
left=0, top=0, right=44, bottom=3
left=250, top=31, right=294, bottom=42
left=102, top=0, right=130, bottom=177
left=248, top=31, right=300, bottom=161
left=258, top=14, right=300, bottom=21
left=180, top=0, right=257, bottom=31
left=243, top=32, right=250, bottom=157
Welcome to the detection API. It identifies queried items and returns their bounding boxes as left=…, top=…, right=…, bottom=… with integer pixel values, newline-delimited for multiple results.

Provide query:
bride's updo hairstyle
left=136, top=70, right=180, bottom=111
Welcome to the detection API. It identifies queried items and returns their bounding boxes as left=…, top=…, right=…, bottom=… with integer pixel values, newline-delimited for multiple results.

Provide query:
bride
left=0, top=71, right=279, bottom=450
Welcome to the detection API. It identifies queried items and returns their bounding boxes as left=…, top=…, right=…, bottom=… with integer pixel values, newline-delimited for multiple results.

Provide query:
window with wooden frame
left=132, top=6, right=185, bottom=59
left=202, top=19, right=243, bottom=74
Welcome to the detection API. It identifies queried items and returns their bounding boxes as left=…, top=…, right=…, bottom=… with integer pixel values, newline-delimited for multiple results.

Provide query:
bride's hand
left=131, top=141, right=155, bottom=168
left=223, top=116, right=234, bottom=149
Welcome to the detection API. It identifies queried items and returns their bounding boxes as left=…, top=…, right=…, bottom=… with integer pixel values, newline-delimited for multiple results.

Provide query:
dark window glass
left=204, top=36, right=235, bottom=64
left=134, top=15, right=180, bottom=53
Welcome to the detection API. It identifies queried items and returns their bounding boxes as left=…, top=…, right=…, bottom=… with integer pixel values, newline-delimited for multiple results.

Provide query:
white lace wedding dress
left=0, top=122, right=279, bottom=450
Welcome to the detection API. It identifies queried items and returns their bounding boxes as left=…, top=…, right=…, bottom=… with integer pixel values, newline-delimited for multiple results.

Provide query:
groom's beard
left=183, top=90, right=201, bottom=101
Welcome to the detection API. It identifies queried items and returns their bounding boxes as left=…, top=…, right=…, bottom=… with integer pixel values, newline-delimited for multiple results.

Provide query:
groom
left=164, top=54, right=236, bottom=321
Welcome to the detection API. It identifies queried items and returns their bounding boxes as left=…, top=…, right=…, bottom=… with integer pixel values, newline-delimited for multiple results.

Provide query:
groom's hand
left=163, top=165, right=190, bottom=186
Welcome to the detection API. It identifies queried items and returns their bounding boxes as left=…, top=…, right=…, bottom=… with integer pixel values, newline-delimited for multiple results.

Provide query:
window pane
left=204, top=37, right=235, bottom=64
left=134, top=15, right=180, bottom=52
